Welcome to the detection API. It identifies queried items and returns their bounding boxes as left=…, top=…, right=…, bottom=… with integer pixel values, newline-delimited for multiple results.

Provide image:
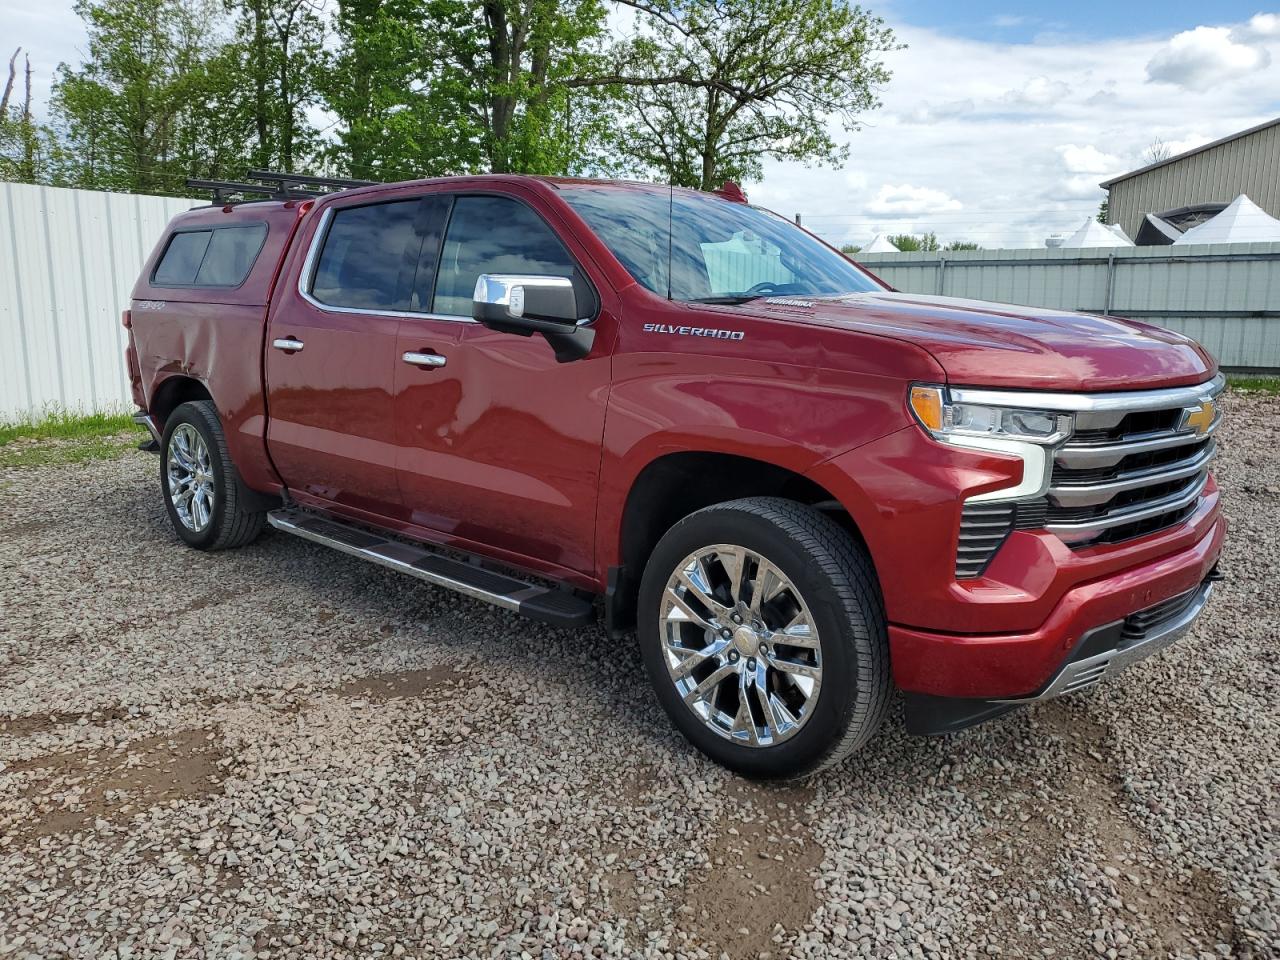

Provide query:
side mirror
left=472, top=274, right=595, bottom=362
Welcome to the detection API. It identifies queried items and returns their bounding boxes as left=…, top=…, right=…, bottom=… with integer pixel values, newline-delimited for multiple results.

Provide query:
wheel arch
left=605, top=450, right=868, bottom=637
left=149, top=374, right=216, bottom=431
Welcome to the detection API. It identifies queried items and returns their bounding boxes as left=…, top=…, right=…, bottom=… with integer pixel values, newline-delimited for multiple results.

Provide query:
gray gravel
left=1, top=391, right=1277, bottom=960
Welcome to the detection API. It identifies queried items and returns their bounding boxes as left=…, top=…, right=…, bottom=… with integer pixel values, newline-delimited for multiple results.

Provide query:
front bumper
left=902, top=570, right=1219, bottom=734
left=888, top=510, right=1224, bottom=703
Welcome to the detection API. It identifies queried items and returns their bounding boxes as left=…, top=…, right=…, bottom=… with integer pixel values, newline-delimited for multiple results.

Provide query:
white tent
left=1060, top=218, right=1134, bottom=248
left=862, top=233, right=900, bottom=253
left=1172, top=194, right=1280, bottom=245
left=1106, top=223, right=1133, bottom=243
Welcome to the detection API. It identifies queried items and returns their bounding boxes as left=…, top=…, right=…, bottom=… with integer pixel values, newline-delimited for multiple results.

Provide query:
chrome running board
left=267, top=508, right=595, bottom=628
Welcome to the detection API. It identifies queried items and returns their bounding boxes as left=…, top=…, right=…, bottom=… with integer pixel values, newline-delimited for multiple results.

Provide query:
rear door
left=266, top=195, right=459, bottom=518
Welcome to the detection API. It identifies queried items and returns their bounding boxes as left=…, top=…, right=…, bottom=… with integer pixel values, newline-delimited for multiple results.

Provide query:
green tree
left=1097, top=196, right=1109, bottom=224
left=888, top=232, right=938, bottom=252
left=0, top=49, right=66, bottom=185
left=52, top=0, right=255, bottom=194
left=322, top=0, right=617, bottom=180
left=839, top=243, right=861, bottom=254
left=596, top=0, right=898, bottom=189
left=321, top=0, right=442, bottom=179
left=229, top=0, right=325, bottom=172
left=943, top=240, right=979, bottom=251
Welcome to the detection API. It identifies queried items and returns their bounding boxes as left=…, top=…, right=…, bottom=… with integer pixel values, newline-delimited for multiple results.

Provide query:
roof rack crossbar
left=185, top=177, right=321, bottom=204
left=247, top=170, right=379, bottom=190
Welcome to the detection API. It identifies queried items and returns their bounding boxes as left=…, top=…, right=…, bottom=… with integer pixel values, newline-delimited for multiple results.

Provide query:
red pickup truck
left=124, top=174, right=1224, bottom=778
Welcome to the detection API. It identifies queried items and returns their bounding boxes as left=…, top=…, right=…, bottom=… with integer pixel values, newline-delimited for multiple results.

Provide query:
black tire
left=637, top=497, right=890, bottom=779
left=159, top=400, right=267, bottom=551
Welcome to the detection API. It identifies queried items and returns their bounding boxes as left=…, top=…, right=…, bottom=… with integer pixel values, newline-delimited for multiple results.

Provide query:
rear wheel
left=638, top=497, right=890, bottom=779
left=160, top=400, right=266, bottom=550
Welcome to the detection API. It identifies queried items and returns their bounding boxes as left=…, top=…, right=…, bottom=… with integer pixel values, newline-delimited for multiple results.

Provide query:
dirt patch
left=679, top=779, right=823, bottom=959
left=329, top=664, right=473, bottom=701
left=972, top=703, right=1238, bottom=956
left=0, top=728, right=225, bottom=846
left=0, top=518, right=57, bottom=538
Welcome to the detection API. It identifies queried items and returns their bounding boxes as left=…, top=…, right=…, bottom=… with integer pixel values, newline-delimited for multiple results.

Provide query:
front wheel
left=637, top=497, right=890, bottom=779
left=159, top=400, right=266, bottom=550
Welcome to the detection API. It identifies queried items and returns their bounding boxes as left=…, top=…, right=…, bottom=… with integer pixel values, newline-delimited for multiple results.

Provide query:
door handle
left=403, top=351, right=447, bottom=368
left=272, top=337, right=304, bottom=352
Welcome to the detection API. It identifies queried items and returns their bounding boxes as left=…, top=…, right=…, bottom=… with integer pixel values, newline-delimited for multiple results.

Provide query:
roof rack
left=186, top=170, right=380, bottom=205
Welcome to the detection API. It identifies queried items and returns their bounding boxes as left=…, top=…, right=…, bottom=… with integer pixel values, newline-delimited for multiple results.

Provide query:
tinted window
left=311, top=201, right=422, bottom=311
left=560, top=186, right=883, bottom=301
left=153, top=231, right=211, bottom=285
left=152, top=225, right=268, bottom=287
left=433, top=196, right=580, bottom=317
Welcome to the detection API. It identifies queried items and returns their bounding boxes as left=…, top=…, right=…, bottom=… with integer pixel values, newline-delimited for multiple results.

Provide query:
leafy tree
left=322, top=0, right=618, bottom=180
left=321, top=0, right=445, bottom=179
left=888, top=232, right=938, bottom=252
left=839, top=243, right=861, bottom=254
left=943, top=240, right=979, bottom=251
left=229, top=0, right=325, bottom=172
left=52, top=0, right=255, bottom=194
left=0, top=49, right=66, bottom=185
left=595, top=0, right=898, bottom=189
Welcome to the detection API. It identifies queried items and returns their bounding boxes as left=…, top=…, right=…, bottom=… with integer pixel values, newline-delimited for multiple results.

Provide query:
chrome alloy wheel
left=659, top=544, right=822, bottom=747
left=166, top=423, right=215, bottom=532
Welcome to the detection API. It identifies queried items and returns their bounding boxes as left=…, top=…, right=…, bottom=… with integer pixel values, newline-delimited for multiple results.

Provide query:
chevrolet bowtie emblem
left=1182, top=400, right=1216, bottom=436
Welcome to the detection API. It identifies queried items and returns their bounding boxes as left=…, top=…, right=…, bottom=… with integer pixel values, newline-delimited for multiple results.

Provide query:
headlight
left=908, top=384, right=1073, bottom=503
left=908, top=385, right=1072, bottom=444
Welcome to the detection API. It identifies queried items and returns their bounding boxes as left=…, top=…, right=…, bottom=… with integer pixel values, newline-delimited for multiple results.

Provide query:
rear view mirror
left=472, top=274, right=595, bottom=362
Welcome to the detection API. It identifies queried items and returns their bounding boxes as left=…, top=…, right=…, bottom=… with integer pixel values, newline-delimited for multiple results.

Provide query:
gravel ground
left=0, top=392, right=1277, bottom=960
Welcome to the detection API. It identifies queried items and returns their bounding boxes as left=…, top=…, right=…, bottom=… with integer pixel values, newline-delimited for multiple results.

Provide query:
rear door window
left=309, top=200, right=423, bottom=311
left=152, top=224, right=267, bottom=287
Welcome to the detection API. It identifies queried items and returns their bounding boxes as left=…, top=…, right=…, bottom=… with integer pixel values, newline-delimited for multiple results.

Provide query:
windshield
left=559, top=185, right=883, bottom=302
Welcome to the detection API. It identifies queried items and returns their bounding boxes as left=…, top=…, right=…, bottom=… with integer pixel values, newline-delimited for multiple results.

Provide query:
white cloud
left=750, top=15, right=1280, bottom=249
left=1002, top=76, right=1072, bottom=107
left=1056, top=144, right=1125, bottom=175
left=1146, top=25, right=1271, bottom=90
left=1233, top=13, right=1280, bottom=41
left=902, top=98, right=975, bottom=124
left=866, top=184, right=963, bottom=218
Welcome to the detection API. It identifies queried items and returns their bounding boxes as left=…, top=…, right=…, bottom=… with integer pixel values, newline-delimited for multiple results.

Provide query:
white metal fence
left=857, top=243, right=1280, bottom=371
left=0, top=182, right=196, bottom=422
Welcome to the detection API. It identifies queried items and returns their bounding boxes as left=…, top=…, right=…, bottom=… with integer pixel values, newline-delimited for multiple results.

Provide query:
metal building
left=1102, top=117, right=1280, bottom=241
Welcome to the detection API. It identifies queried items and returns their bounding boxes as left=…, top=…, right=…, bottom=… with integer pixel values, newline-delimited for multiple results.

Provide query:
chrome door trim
left=296, top=206, right=478, bottom=325
left=272, top=337, right=304, bottom=351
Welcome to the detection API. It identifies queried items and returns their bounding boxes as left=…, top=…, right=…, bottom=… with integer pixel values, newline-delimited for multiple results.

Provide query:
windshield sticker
left=643, top=323, right=745, bottom=341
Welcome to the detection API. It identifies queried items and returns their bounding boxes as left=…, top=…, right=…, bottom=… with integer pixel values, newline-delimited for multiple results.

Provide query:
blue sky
left=883, top=1, right=1270, bottom=43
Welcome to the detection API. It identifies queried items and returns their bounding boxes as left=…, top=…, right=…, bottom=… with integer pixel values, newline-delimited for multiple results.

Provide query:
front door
left=394, top=191, right=614, bottom=576
left=266, top=195, right=456, bottom=518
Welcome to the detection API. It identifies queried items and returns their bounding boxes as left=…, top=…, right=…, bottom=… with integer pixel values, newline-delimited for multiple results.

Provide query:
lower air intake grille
left=956, top=503, right=1016, bottom=579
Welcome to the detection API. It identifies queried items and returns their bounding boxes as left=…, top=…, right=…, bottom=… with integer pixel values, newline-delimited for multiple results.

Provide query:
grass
left=0, top=409, right=138, bottom=446
left=1227, top=375, right=1280, bottom=395
left=0, top=408, right=144, bottom=468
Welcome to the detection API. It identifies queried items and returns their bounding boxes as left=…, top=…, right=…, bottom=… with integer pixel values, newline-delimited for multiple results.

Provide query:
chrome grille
left=1038, top=380, right=1223, bottom=548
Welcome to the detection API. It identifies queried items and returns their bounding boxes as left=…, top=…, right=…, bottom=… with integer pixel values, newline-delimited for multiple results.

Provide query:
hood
left=737, top=292, right=1215, bottom=392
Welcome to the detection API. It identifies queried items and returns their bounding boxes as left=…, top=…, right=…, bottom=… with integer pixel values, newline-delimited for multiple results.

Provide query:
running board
left=267, top=508, right=595, bottom=628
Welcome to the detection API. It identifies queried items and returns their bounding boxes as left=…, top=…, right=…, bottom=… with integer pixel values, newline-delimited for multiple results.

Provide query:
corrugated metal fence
left=857, top=243, right=1280, bottom=371
left=1, top=182, right=196, bottom=422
